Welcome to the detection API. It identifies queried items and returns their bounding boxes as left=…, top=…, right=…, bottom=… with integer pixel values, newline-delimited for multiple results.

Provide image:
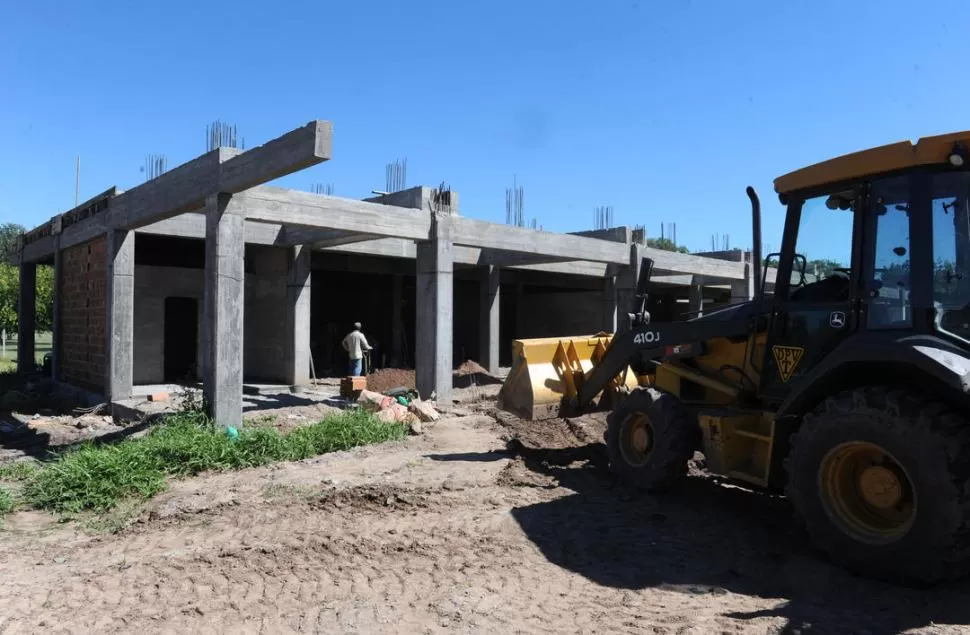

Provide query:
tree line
left=0, top=223, right=54, bottom=334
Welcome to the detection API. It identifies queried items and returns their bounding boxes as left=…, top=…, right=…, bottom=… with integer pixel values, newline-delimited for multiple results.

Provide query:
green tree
left=646, top=237, right=689, bottom=254
left=0, top=223, right=25, bottom=264
left=0, top=263, right=55, bottom=333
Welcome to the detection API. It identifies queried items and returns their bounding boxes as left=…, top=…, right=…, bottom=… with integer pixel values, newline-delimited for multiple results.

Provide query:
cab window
left=867, top=176, right=912, bottom=329
left=787, top=192, right=854, bottom=302
left=931, top=172, right=970, bottom=342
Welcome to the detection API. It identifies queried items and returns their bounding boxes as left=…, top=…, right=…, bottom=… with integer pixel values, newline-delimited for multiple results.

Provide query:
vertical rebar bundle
left=385, top=158, right=408, bottom=193
left=710, top=233, right=731, bottom=250
left=505, top=176, right=525, bottom=227
left=311, top=182, right=335, bottom=195
left=594, top=205, right=614, bottom=230
left=206, top=120, right=244, bottom=151
left=431, top=182, right=452, bottom=214
left=142, top=154, right=168, bottom=181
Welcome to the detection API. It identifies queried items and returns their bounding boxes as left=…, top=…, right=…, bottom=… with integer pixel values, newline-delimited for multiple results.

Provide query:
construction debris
left=355, top=386, right=440, bottom=434
left=409, top=399, right=440, bottom=423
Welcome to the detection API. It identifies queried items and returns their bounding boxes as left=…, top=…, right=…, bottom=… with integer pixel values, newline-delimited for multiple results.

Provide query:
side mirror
left=762, top=252, right=781, bottom=297
left=792, top=254, right=808, bottom=287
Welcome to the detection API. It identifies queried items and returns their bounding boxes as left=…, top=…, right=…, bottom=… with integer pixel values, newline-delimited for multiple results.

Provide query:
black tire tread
left=605, top=387, right=698, bottom=492
left=785, top=386, right=970, bottom=584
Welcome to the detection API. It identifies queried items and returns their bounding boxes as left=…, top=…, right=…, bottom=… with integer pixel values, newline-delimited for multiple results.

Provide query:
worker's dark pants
left=350, top=358, right=362, bottom=376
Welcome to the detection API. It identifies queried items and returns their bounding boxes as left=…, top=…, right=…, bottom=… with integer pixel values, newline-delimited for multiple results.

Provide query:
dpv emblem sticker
left=772, top=345, right=805, bottom=383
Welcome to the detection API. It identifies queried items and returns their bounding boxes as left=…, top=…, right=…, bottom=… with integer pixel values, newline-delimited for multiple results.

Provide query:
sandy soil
left=2, top=407, right=970, bottom=634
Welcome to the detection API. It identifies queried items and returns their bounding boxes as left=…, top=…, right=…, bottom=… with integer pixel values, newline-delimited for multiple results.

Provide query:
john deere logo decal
left=772, top=345, right=804, bottom=382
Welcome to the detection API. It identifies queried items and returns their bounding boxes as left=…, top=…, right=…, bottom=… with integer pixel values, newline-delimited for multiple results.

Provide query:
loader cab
left=759, top=139, right=970, bottom=403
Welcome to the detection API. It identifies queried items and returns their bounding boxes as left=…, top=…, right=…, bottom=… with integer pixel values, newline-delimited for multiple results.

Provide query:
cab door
left=759, top=185, right=865, bottom=402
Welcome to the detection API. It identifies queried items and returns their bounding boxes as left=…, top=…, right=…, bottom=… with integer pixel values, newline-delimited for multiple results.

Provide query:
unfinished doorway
left=164, top=297, right=198, bottom=382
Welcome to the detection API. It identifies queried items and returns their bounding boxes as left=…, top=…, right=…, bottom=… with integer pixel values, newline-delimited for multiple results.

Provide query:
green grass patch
left=0, top=487, right=13, bottom=516
left=0, top=461, right=41, bottom=482
left=22, top=408, right=406, bottom=514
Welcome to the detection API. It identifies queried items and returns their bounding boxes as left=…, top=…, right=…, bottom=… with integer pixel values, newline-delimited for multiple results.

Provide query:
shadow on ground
left=460, top=441, right=970, bottom=634
left=242, top=392, right=320, bottom=413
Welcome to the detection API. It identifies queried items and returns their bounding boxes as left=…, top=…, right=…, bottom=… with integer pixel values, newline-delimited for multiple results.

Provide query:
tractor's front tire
left=605, top=387, right=698, bottom=491
left=786, top=387, right=970, bottom=585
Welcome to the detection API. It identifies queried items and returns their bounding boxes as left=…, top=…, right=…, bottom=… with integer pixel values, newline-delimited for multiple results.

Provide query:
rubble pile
left=356, top=388, right=440, bottom=434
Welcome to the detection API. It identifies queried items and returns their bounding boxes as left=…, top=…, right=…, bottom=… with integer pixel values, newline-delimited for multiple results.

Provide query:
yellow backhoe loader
left=499, top=131, right=970, bottom=585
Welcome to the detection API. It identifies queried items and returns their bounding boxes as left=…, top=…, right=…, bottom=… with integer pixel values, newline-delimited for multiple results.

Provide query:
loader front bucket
left=498, top=334, right=640, bottom=421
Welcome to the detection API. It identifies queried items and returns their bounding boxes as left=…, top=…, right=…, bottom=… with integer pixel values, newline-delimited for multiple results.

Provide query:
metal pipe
left=747, top=186, right=763, bottom=298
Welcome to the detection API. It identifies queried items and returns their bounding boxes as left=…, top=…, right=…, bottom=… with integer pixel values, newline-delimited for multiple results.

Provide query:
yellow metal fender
left=498, top=333, right=640, bottom=420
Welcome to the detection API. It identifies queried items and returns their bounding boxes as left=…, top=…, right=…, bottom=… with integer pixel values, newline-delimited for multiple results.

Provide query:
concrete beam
left=321, top=237, right=613, bottom=277
left=570, top=227, right=632, bottom=243
left=106, top=230, right=134, bottom=399
left=479, top=266, right=500, bottom=373
left=284, top=245, right=311, bottom=385
left=293, top=229, right=380, bottom=248
left=415, top=215, right=453, bottom=402
left=19, top=235, right=55, bottom=264
left=643, top=247, right=745, bottom=279
left=217, top=120, right=332, bottom=194
left=203, top=194, right=246, bottom=428
left=242, top=186, right=434, bottom=241
left=138, top=212, right=288, bottom=245
left=366, top=186, right=459, bottom=215
left=473, top=251, right=575, bottom=268
left=20, top=121, right=332, bottom=259
left=17, top=263, right=36, bottom=373
left=105, top=149, right=229, bottom=231
left=449, top=217, right=631, bottom=265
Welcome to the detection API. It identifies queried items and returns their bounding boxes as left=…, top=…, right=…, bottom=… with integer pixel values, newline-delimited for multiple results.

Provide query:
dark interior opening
left=164, top=296, right=199, bottom=382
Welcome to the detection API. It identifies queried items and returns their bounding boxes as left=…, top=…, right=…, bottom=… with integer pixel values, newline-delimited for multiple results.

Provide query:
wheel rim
left=619, top=413, right=654, bottom=467
left=819, top=441, right=917, bottom=544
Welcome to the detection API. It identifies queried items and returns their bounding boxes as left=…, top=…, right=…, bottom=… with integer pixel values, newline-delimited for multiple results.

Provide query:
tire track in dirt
left=3, top=412, right=970, bottom=633
left=1, top=487, right=768, bottom=634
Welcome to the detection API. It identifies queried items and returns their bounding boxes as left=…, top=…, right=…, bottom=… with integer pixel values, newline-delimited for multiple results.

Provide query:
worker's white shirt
left=342, top=330, right=371, bottom=359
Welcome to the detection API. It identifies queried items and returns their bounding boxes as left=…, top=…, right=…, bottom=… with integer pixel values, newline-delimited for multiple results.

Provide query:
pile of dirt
left=491, top=408, right=602, bottom=451
left=312, top=484, right=437, bottom=513
left=366, top=368, right=416, bottom=393
left=455, top=360, right=489, bottom=376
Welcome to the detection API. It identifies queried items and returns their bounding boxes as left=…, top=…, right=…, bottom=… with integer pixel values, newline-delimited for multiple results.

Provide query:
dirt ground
left=2, top=403, right=970, bottom=633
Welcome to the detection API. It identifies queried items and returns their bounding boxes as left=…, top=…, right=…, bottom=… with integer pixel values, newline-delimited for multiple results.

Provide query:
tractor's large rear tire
left=786, top=387, right=970, bottom=585
left=605, top=387, right=698, bottom=491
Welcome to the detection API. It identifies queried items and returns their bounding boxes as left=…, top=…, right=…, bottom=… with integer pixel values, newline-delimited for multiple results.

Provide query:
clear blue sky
left=2, top=0, right=968, bottom=259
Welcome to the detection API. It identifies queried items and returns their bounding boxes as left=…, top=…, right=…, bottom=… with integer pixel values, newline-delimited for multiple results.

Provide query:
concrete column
left=688, top=275, right=705, bottom=318
left=51, top=239, right=61, bottom=380
left=601, top=275, right=617, bottom=333
left=284, top=244, right=311, bottom=386
left=391, top=274, right=403, bottom=367
left=415, top=214, right=453, bottom=402
left=615, top=244, right=644, bottom=334
left=106, top=230, right=134, bottom=399
left=730, top=251, right=756, bottom=303
left=16, top=262, right=36, bottom=374
left=479, top=265, right=500, bottom=374
left=203, top=193, right=246, bottom=428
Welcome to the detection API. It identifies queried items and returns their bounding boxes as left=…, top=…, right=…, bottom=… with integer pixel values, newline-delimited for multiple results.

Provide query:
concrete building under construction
left=12, top=119, right=760, bottom=425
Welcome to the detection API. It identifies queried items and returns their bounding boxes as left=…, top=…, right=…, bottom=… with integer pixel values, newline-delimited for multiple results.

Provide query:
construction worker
left=342, top=322, right=372, bottom=377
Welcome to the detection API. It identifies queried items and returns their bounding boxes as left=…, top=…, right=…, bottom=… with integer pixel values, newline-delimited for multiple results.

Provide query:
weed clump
left=22, top=409, right=405, bottom=513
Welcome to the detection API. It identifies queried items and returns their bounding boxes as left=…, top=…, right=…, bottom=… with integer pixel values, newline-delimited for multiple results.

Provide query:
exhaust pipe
left=746, top=186, right=763, bottom=299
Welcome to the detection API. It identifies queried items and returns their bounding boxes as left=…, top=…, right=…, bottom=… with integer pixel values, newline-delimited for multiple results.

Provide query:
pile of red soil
left=366, top=368, right=416, bottom=393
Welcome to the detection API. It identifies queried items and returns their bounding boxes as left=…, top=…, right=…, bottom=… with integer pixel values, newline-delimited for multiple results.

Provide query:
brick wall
left=60, top=236, right=107, bottom=392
